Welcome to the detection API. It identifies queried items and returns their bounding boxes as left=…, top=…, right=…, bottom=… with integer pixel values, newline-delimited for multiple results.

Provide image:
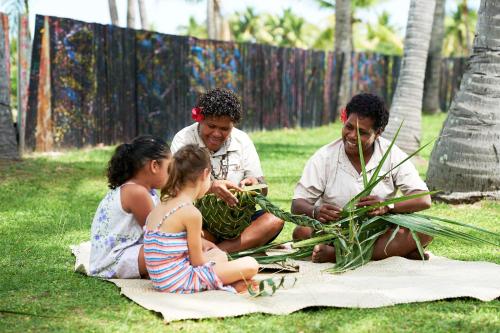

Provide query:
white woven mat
left=71, top=241, right=500, bottom=323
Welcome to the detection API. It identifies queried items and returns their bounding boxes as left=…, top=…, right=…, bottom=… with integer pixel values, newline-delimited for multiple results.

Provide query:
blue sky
left=4, top=0, right=480, bottom=37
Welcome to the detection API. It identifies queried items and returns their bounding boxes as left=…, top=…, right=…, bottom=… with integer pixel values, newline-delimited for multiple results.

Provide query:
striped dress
left=143, top=203, right=235, bottom=294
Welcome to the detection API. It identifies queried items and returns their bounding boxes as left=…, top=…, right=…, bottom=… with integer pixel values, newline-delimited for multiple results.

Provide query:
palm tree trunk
left=426, top=0, right=500, bottom=202
left=422, top=0, right=445, bottom=115
left=137, top=0, right=148, bottom=29
left=334, top=0, right=352, bottom=114
left=127, top=0, right=135, bottom=28
left=207, top=0, right=216, bottom=39
left=207, top=0, right=223, bottom=40
left=108, top=0, right=119, bottom=26
left=0, top=15, right=18, bottom=159
left=383, top=0, right=436, bottom=153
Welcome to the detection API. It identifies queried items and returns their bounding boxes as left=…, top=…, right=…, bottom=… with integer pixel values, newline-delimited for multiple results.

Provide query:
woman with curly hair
left=292, top=93, right=432, bottom=263
left=171, top=88, right=284, bottom=253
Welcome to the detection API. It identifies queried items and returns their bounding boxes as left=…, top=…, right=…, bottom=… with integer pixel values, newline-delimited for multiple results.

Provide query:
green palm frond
left=197, top=189, right=324, bottom=240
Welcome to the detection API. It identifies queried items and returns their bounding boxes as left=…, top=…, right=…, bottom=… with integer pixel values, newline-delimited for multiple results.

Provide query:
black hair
left=107, top=135, right=171, bottom=189
left=345, top=93, right=389, bottom=133
left=197, top=88, right=242, bottom=123
left=161, top=144, right=211, bottom=200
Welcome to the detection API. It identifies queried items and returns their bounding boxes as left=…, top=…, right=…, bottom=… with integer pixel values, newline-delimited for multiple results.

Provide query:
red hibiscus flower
left=340, top=108, right=348, bottom=123
left=191, top=107, right=204, bottom=122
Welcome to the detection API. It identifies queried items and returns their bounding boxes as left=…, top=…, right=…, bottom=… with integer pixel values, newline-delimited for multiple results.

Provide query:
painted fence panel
left=0, top=12, right=19, bottom=159
left=25, top=15, right=466, bottom=151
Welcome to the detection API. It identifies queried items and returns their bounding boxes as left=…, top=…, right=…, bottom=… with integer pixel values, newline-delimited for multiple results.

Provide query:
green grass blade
left=410, top=230, right=426, bottom=261
left=229, top=239, right=292, bottom=259
left=291, top=233, right=339, bottom=248
left=347, top=191, right=437, bottom=216
left=413, top=213, right=500, bottom=239
left=384, top=225, right=400, bottom=255
left=368, top=121, right=403, bottom=186
left=357, top=123, right=368, bottom=188
left=381, top=214, right=498, bottom=247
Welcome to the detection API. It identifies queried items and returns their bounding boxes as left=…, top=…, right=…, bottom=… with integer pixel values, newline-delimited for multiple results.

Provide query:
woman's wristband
left=311, top=206, right=317, bottom=219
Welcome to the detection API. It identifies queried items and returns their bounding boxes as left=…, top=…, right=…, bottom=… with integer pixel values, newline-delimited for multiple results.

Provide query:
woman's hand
left=356, top=195, right=390, bottom=216
left=210, top=179, right=242, bottom=207
left=239, top=177, right=259, bottom=187
left=315, top=204, right=342, bottom=223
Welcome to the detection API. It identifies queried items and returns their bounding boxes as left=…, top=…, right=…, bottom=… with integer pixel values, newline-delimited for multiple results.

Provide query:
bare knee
left=269, top=216, right=284, bottom=235
left=238, top=257, right=259, bottom=278
left=293, top=226, right=313, bottom=241
left=418, top=233, right=433, bottom=247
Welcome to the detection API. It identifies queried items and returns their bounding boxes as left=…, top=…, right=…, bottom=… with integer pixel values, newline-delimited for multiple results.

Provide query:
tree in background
left=333, top=0, right=351, bottom=113
left=443, top=0, right=477, bottom=56
left=383, top=0, right=436, bottom=153
left=228, top=7, right=318, bottom=48
left=263, top=8, right=316, bottom=48
left=108, top=0, right=119, bottom=25
left=422, top=0, right=446, bottom=114
left=315, top=0, right=384, bottom=46
left=138, top=0, right=148, bottom=29
left=311, top=14, right=335, bottom=51
left=127, top=0, right=136, bottom=28
left=177, top=16, right=207, bottom=39
left=316, top=0, right=382, bottom=111
left=108, top=0, right=149, bottom=29
left=229, top=7, right=273, bottom=44
left=356, top=11, right=403, bottom=55
left=426, top=0, right=500, bottom=202
left=207, top=0, right=230, bottom=40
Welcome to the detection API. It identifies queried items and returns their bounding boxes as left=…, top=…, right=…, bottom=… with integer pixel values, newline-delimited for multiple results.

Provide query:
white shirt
left=171, top=123, right=264, bottom=185
left=293, top=137, right=428, bottom=208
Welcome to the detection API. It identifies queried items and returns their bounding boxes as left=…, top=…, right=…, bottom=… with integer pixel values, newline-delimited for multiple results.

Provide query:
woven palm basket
left=195, top=188, right=322, bottom=240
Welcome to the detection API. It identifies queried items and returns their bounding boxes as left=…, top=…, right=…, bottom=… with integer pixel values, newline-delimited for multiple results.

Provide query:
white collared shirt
left=293, top=137, right=428, bottom=208
left=171, top=123, right=264, bottom=185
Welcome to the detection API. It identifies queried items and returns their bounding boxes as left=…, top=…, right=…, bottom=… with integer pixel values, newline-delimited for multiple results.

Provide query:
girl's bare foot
left=312, top=244, right=336, bottom=263
left=232, top=279, right=259, bottom=294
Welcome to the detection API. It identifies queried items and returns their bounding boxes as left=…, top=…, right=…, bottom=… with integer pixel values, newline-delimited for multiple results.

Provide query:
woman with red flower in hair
left=291, top=93, right=432, bottom=263
left=171, top=88, right=284, bottom=253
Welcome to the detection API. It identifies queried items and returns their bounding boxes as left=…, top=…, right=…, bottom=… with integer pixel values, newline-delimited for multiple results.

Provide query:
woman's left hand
left=357, top=195, right=390, bottom=216
left=239, top=177, right=259, bottom=187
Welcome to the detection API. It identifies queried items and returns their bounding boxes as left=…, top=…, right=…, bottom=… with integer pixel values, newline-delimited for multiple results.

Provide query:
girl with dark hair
left=171, top=88, right=284, bottom=252
left=292, top=93, right=432, bottom=263
left=90, top=135, right=171, bottom=279
left=144, top=144, right=258, bottom=293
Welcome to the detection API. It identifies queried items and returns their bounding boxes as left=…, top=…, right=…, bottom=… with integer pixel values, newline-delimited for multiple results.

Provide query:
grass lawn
left=0, top=113, right=498, bottom=332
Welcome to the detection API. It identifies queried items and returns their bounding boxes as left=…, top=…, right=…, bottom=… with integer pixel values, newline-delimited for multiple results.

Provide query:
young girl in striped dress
left=144, top=144, right=258, bottom=293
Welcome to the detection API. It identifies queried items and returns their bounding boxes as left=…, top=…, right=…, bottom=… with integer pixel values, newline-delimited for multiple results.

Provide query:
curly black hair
left=107, top=135, right=171, bottom=189
left=345, top=93, right=389, bottom=133
left=197, top=88, right=242, bottom=123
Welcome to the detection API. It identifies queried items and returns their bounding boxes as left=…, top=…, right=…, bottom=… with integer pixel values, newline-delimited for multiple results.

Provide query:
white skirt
left=114, top=244, right=142, bottom=279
